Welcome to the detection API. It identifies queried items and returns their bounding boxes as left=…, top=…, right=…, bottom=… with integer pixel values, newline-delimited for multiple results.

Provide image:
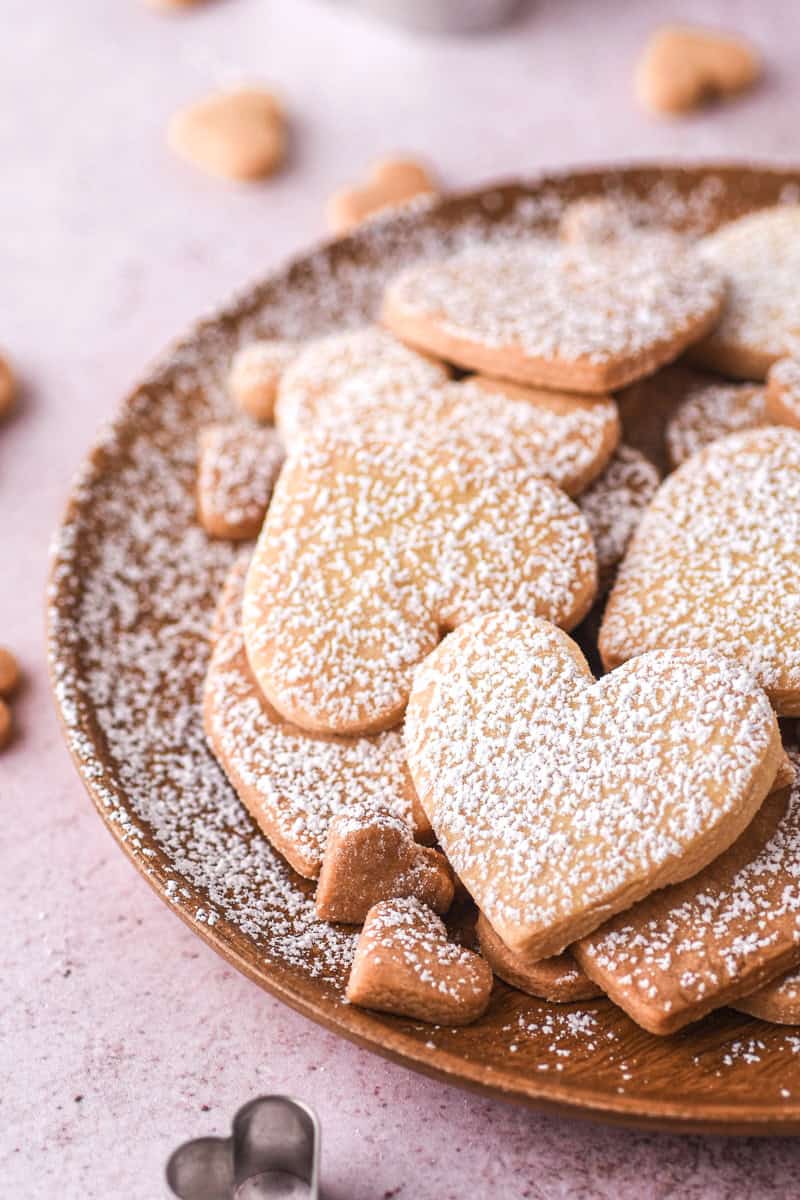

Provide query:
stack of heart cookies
left=199, top=198, right=800, bottom=1034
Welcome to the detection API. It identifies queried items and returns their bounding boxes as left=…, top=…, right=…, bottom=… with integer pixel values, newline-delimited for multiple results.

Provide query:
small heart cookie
left=577, top=444, right=659, bottom=592
left=476, top=914, right=601, bottom=1003
left=229, top=339, right=300, bottom=423
left=405, top=610, right=781, bottom=959
left=734, top=965, right=800, bottom=1025
left=576, top=761, right=800, bottom=1035
left=601, top=426, right=800, bottom=714
left=635, top=26, right=760, bottom=115
left=766, top=356, right=800, bottom=429
left=0, top=647, right=20, bottom=696
left=345, top=897, right=493, bottom=1025
left=204, top=558, right=426, bottom=879
left=326, top=158, right=437, bottom=235
left=196, top=424, right=285, bottom=540
left=692, top=207, right=800, bottom=379
left=281, top=367, right=620, bottom=498
left=0, top=354, right=16, bottom=419
left=275, top=326, right=450, bottom=447
left=244, top=433, right=596, bottom=736
left=168, top=88, right=286, bottom=181
left=665, top=379, right=767, bottom=467
left=315, top=806, right=453, bottom=924
left=382, top=237, right=724, bottom=394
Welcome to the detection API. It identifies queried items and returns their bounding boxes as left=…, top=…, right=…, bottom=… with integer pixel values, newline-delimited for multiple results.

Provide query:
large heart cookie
left=382, top=237, right=724, bottom=394
left=600, top=426, right=800, bottom=714
left=405, top=611, right=781, bottom=959
left=243, top=433, right=596, bottom=735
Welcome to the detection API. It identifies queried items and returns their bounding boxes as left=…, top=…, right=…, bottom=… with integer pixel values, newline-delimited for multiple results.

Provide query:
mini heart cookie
left=168, top=88, right=286, bottom=181
left=692, top=206, right=800, bottom=379
left=635, top=25, right=761, bottom=115
left=204, top=558, right=426, bottom=879
left=326, top=157, right=437, bottom=235
left=196, top=423, right=285, bottom=540
left=577, top=444, right=659, bottom=592
left=281, top=367, right=620, bottom=498
left=229, top=339, right=300, bottom=423
left=244, top=432, right=596, bottom=736
left=664, top=379, right=767, bottom=467
left=766, top=356, right=800, bottom=429
left=476, top=914, right=601, bottom=1003
left=601, top=426, right=800, bottom=714
left=576, top=759, right=800, bottom=1035
left=405, top=610, right=781, bottom=960
left=345, top=897, right=493, bottom=1025
left=315, top=806, right=453, bottom=923
left=382, top=237, right=724, bottom=394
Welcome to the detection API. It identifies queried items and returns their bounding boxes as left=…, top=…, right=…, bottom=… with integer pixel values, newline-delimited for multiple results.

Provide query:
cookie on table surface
left=382, top=237, right=725, bottom=394
left=243, top=432, right=597, bottom=736
left=600, top=426, right=800, bottom=715
left=204, top=558, right=427, bottom=879
left=229, top=339, right=300, bottom=423
left=635, top=25, right=761, bottom=115
left=692, top=206, right=800, bottom=379
left=405, top=610, right=781, bottom=961
left=275, top=326, right=450, bottom=447
left=577, top=444, right=659, bottom=592
left=326, top=157, right=437, bottom=235
left=168, top=88, right=286, bottom=181
left=665, top=378, right=767, bottom=467
left=196, top=423, right=285, bottom=540
left=576, top=760, right=800, bottom=1035
left=476, top=914, right=601, bottom=1003
left=346, top=897, right=493, bottom=1025
left=766, top=356, right=800, bottom=429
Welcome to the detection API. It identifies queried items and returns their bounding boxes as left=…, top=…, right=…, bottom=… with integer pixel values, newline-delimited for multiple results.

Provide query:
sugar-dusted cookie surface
left=345, top=897, right=493, bottom=1025
left=196, top=423, right=285, bottom=540
left=766, top=356, right=800, bottom=430
left=665, top=379, right=767, bottom=467
left=693, top=207, right=800, bottom=379
left=734, top=965, right=800, bottom=1025
left=476, top=914, right=601, bottom=1003
left=204, top=558, right=425, bottom=879
left=315, top=806, right=453, bottom=924
left=405, top=611, right=781, bottom=960
left=577, top=444, right=659, bottom=592
left=275, top=326, right=450, bottom=447
left=635, top=25, right=761, bottom=115
left=601, top=426, right=800, bottom=714
left=244, top=433, right=596, bottom=736
left=382, top=238, right=724, bottom=394
left=281, top=369, right=619, bottom=498
left=615, top=364, right=707, bottom=476
left=229, top=339, right=300, bottom=423
left=576, top=762, right=800, bottom=1036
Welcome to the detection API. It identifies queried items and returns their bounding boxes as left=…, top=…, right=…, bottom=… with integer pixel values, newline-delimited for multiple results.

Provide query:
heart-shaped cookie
left=476, top=914, right=601, bottom=1003
left=406, top=611, right=781, bottom=959
left=167, top=88, right=286, bottom=181
left=576, top=444, right=659, bottom=592
left=664, top=379, right=767, bottom=468
left=382, top=237, right=724, bottom=393
left=345, top=897, right=493, bottom=1025
left=315, top=806, right=453, bottom=923
left=326, top=157, right=437, bottom=234
left=229, top=338, right=300, bottom=423
left=196, top=423, right=285, bottom=540
left=635, top=25, right=760, bottom=115
left=601, top=426, right=800, bottom=714
left=767, top=356, right=800, bottom=429
left=244, top=433, right=596, bottom=735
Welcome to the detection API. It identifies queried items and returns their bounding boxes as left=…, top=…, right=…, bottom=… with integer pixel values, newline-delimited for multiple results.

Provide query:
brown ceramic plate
left=48, top=164, right=800, bottom=1134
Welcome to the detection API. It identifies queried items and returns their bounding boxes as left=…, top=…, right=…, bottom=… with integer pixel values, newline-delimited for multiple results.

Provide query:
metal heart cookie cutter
left=166, top=1095, right=320, bottom=1200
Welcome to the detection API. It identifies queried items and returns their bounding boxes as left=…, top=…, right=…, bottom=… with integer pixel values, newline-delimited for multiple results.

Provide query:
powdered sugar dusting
left=665, top=380, right=767, bottom=467
left=197, top=422, right=285, bottom=539
left=577, top=444, right=659, bottom=592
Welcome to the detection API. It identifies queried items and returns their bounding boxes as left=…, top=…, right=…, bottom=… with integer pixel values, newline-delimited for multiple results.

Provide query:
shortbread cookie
left=244, top=433, right=597, bottom=735
left=615, top=365, right=707, bottom=476
left=692, top=207, right=800, bottom=379
left=476, top=914, right=601, bottom=1003
left=382, top=238, right=724, bottom=393
left=204, top=558, right=426, bottom=878
left=601, top=427, right=800, bottom=714
left=0, top=354, right=16, bottom=419
left=346, top=897, right=493, bottom=1025
left=576, top=764, right=800, bottom=1035
left=281, top=369, right=619, bottom=497
left=577, top=444, right=659, bottom=592
left=0, top=647, right=20, bottom=696
left=405, top=610, right=781, bottom=960
left=275, top=326, right=450, bottom=446
left=196, top=424, right=285, bottom=540
left=326, top=158, right=437, bottom=235
left=559, top=197, right=634, bottom=246
left=0, top=699, right=11, bottom=750
left=315, top=806, right=453, bottom=923
left=733, top=965, right=800, bottom=1025
left=766, top=356, right=800, bottom=429
left=665, top=380, right=767, bottom=467
left=635, top=26, right=761, bottom=115
left=229, top=340, right=299, bottom=423
left=168, top=88, right=286, bottom=181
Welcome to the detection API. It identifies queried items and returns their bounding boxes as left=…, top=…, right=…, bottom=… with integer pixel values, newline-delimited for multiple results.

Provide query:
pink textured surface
left=4, top=1, right=800, bottom=1196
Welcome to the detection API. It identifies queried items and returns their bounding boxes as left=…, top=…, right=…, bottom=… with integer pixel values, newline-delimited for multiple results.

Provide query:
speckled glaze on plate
left=48, top=164, right=800, bottom=1134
